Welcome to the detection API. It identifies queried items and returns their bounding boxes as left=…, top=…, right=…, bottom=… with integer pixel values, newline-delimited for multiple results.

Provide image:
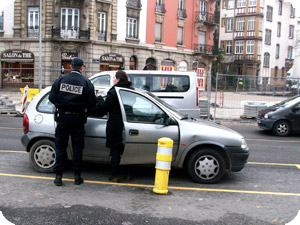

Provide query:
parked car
left=89, top=70, right=202, bottom=118
left=21, top=86, right=249, bottom=184
left=257, top=95, right=300, bottom=136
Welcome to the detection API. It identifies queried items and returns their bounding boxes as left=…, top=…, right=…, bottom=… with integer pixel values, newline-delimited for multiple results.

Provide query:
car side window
left=91, top=75, right=111, bottom=86
left=37, top=93, right=56, bottom=113
left=151, top=75, right=190, bottom=92
left=120, top=90, right=166, bottom=124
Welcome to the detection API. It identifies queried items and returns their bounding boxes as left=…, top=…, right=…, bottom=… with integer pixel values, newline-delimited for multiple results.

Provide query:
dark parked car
left=257, top=95, right=300, bottom=136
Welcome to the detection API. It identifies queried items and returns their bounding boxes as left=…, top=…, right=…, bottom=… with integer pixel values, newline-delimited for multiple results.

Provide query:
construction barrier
left=153, top=137, right=173, bottom=194
left=21, top=85, right=29, bottom=114
left=20, top=87, right=40, bottom=103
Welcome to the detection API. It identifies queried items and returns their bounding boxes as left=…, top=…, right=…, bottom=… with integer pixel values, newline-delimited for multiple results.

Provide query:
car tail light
left=23, top=113, right=29, bottom=134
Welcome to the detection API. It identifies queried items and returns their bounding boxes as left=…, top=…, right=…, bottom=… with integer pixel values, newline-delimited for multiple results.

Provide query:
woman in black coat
left=96, top=70, right=133, bottom=182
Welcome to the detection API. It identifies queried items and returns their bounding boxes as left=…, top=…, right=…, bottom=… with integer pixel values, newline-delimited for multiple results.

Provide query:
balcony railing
left=234, top=54, right=261, bottom=62
left=156, top=4, right=166, bottom=13
left=27, top=26, right=39, bottom=38
left=195, top=12, right=219, bottom=25
left=98, top=31, right=106, bottom=41
left=194, top=44, right=218, bottom=55
left=236, top=6, right=264, bottom=14
left=126, top=0, right=142, bottom=9
left=178, top=9, right=187, bottom=19
left=52, top=26, right=90, bottom=40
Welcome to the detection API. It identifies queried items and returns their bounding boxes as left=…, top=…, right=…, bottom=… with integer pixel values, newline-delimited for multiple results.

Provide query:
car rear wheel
left=273, top=120, right=290, bottom=137
left=29, top=139, right=56, bottom=173
left=187, top=148, right=225, bottom=184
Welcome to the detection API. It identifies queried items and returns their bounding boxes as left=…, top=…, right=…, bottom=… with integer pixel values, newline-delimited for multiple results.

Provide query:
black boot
left=74, top=174, right=84, bottom=185
left=54, top=174, right=62, bottom=186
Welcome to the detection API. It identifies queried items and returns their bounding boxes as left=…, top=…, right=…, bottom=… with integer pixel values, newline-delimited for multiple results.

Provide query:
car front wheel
left=187, top=148, right=226, bottom=184
left=29, top=139, right=56, bottom=173
left=273, top=120, right=290, bottom=137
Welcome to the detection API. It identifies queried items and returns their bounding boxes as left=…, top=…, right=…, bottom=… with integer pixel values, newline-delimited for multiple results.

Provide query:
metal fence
left=1, top=68, right=300, bottom=121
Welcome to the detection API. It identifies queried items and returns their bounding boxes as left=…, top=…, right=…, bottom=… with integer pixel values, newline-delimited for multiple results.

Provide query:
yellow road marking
left=246, top=138, right=300, bottom=143
left=0, top=127, right=22, bottom=130
left=0, top=150, right=27, bottom=153
left=0, top=172, right=299, bottom=197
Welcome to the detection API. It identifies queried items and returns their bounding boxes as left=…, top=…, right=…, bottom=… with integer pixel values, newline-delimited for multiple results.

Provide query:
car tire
left=187, top=148, right=226, bottom=184
left=29, top=139, right=56, bottom=173
left=273, top=120, right=290, bottom=137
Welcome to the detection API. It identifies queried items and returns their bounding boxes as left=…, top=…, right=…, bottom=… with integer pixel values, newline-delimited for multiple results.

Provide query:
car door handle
left=129, top=129, right=139, bottom=135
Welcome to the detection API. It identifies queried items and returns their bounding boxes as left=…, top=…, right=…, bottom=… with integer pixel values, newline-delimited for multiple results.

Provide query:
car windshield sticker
left=60, top=83, right=83, bottom=95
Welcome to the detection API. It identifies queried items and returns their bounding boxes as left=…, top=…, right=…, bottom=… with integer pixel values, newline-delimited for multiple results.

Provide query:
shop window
left=129, top=56, right=137, bottom=70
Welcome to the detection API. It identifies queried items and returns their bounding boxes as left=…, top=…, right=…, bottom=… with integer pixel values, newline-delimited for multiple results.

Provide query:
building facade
left=0, top=0, right=219, bottom=89
left=219, top=0, right=296, bottom=88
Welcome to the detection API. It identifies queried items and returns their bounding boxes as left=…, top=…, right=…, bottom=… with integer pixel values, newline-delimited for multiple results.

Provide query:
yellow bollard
left=153, top=137, right=173, bottom=194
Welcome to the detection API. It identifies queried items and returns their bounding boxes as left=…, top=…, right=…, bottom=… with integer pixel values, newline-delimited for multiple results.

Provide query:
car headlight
left=264, top=114, right=269, bottom=120
left=241, top=137, right=248, bottom=150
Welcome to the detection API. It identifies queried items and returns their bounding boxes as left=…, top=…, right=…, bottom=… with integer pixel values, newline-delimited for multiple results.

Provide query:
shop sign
left=92, top=59, right=100, bottom=63
left=100, top=54, right=124, bottom=63
left=61, top=52, right=78, bottom=61
left=1, top=50, right=34, bottom=62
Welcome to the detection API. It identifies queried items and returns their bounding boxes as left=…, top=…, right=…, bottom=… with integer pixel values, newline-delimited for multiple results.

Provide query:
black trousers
left=54, top=113, right=85, bottom=175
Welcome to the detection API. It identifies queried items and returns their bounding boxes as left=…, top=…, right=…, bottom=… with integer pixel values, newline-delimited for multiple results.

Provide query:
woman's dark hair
left=116, top=70, right=133, bottom=85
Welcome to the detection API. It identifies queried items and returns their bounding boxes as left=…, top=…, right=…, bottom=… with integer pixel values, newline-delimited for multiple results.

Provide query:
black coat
left=96, top=81, right=133, bottom=149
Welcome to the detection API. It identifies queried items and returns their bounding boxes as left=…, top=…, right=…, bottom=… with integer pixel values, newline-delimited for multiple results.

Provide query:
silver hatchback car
left=21, top=86, right=249, bottom=184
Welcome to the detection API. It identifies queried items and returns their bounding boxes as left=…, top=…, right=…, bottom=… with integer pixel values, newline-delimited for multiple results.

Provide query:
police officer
left=49, top=57, right=96, bottom=186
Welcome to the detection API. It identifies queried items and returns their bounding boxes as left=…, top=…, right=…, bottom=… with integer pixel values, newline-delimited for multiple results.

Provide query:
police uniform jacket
left=49, top=70, right=96, bottom=113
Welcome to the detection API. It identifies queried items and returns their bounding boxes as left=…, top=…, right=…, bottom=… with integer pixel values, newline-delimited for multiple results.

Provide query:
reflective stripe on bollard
left=153, top=137, right=173, bottom=194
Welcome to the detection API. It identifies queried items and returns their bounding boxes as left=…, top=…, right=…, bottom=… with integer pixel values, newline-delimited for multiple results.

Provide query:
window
left=263, top=53, right=270, bottom=67
left=227, top=18, right=233, bottom=32
left=291, top=5, right=295, bottom=18
left=236, top=17, right=245, bottom=31
left=28, top=7, right=39, bottom=38
left=287, top=46, right=293, bottom=59
left=0, top=12, right=3, bottom=30
left=98, top=11, right=107, bottom=41
left=126, top=17, right=138, bottom=39
left=246, top=40, right=254, bottom=54
left=222, top=18, right=225, bottom=27
left=247, top=17, right=255, bottom=31
left=37, top=93, right=56, bottom=114
left=278, top=0, right=282, bottom=15
left=178, top=0, right=184, bottom=11
left=91, top=75, right=111, bottom=86
left=120, top=90, right=167, bottom=124
left=265, top=29, right=272, bottom=45
left=61, top=8, right=79, bottom=39
left=277, top=22, right=281, bottom=37
left=228, top=0, right=234, bottom=9
left=274, top=66, right=278, bottom=80
left=235, top=41, right=244, bottom=54
left=281, top=67, right=285, bottom=78
left=276, top=44, right=280, bottom=59
left=237, top=0, right=246, bottom=8
left=249, top=0, right=257, bottom=7
left=226, top=41, right=232, bottom=54
left=266, top=6, right=273, bottom=22
left=155, top=22, right=162, bottom=42
left=223, top=0, right=227, bottom=8
left=177, top=26, right=184, bottom=45
left=257, top=41, right=262, bottom=55
left=289, top=25, right=294, bottom=39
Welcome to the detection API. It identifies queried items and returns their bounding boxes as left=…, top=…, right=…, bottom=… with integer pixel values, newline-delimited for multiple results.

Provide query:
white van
left=89, top=70, right=201, bottom=118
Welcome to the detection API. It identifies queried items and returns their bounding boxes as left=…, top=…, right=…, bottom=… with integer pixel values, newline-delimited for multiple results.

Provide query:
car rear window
left=37, top=93, right=56, bottom=113
left=128, top=74, right=190, bottom=92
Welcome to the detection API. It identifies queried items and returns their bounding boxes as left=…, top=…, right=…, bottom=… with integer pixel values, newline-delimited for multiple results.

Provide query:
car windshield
left=145, top=92, right=186, bottom=118
left=277, top=95, right=300, bottom=108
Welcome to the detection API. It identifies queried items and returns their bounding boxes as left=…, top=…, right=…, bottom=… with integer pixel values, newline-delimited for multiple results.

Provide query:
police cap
left=71, top=57, right=85, bottom=67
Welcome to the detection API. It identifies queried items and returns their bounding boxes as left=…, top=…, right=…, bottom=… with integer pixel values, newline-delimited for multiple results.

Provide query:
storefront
left=100, top=53, right=124, bottom=71
left=61, top=52, right=78, bottom=75
left=1, top=49, right=35, bottom=89
left=160, top=60, right=175, bottom=71
left=193, top=61, right=207, bottom=91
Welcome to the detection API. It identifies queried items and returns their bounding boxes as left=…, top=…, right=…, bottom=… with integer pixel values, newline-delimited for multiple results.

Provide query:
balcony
left=178, top=9, right=187, bottom=19
left=52, top=26, right=90, bottom=40
left=236, top=6, right=264, bottom=15
left=27, top=26, right=39, bottom=38
left=285, top=58, right=294, bottom=71
left=156, top=4, right=166, bottom=14
left=234, top=54, right=261, bottom=63
left=98, top=31, right=106, bottom=41
left=194, top=44, right=218, bottom=55
left=126, top=0, right=142, bottom=9
left=195, top=12, right=219, bottom=25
